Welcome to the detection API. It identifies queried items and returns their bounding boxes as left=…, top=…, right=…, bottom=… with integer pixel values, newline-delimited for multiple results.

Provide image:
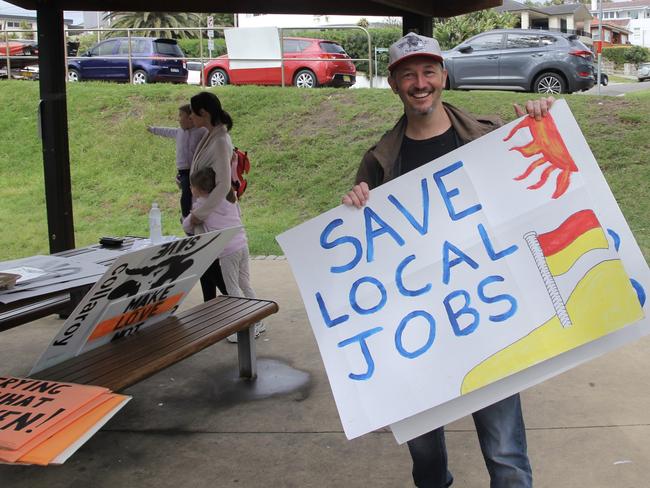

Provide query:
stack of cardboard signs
left=0, top=376, right=130, bottom=465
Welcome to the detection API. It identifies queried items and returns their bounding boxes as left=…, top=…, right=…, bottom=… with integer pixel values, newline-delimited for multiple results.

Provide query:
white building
left=590, top=0, right=650, bottom=47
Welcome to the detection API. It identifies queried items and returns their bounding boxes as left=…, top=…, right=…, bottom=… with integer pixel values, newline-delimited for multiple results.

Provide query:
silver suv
left=638, top=62, right=650, bottom=82
left=443, top=29, right=595, bottom=94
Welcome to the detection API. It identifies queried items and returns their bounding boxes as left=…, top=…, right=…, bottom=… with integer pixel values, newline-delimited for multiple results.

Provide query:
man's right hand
left=342, top=182, right=370, bottom=208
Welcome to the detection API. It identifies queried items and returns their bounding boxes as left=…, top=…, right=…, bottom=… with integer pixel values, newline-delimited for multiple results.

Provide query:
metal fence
left=1, top=25, right=374, bottom=87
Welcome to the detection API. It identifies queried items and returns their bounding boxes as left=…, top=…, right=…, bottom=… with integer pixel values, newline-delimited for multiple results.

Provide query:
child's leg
left=237, top=246, right=265, bottom=335
left=219, top=251, right=244, bottom=297
left=220, top=249, right=259, bottom=343
left=237, top=246, right=256, bottom=300
left=213, top=259, right=228, bottom=296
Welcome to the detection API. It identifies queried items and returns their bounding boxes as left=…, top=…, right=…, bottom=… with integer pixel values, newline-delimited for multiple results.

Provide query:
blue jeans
left=407, top=394, right=532, bottom=488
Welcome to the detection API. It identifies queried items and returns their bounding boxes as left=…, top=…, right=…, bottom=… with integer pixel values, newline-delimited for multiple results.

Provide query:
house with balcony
left=589, top=19, right=632, bottom=46
left=494, top=0, right=593, bottom=38
left=590, top=0, right=650, bottom=47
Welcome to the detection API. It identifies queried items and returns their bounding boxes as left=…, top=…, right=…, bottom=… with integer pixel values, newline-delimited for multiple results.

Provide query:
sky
left=0, top=1, right=84, bottom=24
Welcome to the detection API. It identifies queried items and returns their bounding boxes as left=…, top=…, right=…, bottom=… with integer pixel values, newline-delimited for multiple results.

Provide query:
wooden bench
left=34, top=295, right=279, bottom=391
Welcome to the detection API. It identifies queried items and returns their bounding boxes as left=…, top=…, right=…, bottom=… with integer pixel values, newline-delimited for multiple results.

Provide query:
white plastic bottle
left=148, top=202, right=163, bottom=244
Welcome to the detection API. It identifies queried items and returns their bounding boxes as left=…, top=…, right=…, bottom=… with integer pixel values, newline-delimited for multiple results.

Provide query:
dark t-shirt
left=399, top=126, right=459, bottom=176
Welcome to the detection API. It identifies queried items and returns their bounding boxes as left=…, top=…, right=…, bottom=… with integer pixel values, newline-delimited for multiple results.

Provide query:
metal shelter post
left=37, top=6, right=75, bottom=253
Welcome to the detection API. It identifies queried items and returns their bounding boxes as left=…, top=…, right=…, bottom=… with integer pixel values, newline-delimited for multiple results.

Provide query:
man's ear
left=388, top=75, right=398, bottom=94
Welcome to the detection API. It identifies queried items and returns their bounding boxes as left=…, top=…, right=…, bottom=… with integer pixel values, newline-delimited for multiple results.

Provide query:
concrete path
left=582, top=79, right=650, bottom=96
left=1, top=259, right=649, bottom=487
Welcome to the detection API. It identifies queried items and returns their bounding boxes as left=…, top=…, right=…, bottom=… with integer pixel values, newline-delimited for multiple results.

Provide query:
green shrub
left=603, top=45, right=650, bottom=68
left=176, top=38, right=226, bottom=59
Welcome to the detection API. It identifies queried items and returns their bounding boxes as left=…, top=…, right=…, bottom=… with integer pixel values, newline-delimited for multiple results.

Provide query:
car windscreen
left=153, top=40, right=184, bottom=57
left=319, top=42, right=346, bottom=55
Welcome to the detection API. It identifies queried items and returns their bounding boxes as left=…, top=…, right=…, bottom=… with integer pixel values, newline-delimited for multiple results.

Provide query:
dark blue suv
left=67, top=37, right=187, bottom=84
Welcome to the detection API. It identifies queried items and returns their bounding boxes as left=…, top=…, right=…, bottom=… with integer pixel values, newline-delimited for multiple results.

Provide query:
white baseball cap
left=388, top=33, right=444, bottom=71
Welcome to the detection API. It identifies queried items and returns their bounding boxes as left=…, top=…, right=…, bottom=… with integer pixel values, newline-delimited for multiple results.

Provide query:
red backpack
left=231, top=147, right=251, bottom=199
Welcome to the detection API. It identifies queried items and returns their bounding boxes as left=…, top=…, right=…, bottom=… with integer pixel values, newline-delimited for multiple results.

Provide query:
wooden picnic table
left=0, top=237, right=143, bottom=332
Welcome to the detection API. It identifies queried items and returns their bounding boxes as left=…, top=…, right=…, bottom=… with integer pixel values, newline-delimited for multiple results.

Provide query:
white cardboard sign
left=31, top=228, right=240, bottom=374
left=276, top=100, right=649, bottom=440
left=224, top=27, right=281, bottom=70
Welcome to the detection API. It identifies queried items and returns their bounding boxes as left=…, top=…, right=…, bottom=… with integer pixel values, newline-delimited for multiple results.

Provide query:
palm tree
left=104, top=12, right=202, bottom=39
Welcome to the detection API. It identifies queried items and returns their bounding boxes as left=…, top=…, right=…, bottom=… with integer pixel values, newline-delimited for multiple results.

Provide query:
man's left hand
left=513, top=96, right=555, bottom=121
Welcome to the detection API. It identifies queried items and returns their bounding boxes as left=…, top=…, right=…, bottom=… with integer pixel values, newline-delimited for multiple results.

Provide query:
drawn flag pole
left=524, top=230, right=572, bottom=327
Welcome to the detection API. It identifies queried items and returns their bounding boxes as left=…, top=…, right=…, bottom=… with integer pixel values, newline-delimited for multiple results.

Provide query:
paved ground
left=1, top=259, right=649, bottom=487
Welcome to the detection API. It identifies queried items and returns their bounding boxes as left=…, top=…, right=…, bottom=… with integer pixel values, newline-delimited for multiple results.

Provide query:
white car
left=638, top=62, right=650, bottom=82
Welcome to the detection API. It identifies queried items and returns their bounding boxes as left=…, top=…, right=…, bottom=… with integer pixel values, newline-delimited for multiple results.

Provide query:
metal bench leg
left=236, top=326, right=257, bottom=379
left=59, top=285, right=91, bottom=319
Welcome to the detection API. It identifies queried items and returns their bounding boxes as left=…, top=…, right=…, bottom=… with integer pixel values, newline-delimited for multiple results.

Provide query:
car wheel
left=209, top=69, right=229, bottom=87
left=294, top=69, right=317, bottom=88
left=533, top=72, right=566, bottom=94
left=601, top=74, right=609, bottom=86
left=132, top=70, right=148, bottom=84
left=67, top=68, right=80, bottom=82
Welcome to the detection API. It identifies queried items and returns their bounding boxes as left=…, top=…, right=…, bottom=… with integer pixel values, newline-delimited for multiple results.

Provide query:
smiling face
left=388, top=55, right=447, bottom=118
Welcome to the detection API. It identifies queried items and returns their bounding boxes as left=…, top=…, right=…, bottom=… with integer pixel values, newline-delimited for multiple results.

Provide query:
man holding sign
left=342, top=33, right=552, bottom=488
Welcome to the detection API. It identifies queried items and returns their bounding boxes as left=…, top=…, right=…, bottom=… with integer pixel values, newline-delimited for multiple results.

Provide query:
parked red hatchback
left=0, top=40, right=38, bottom=70
left=203, top=37, right=356, bottom=88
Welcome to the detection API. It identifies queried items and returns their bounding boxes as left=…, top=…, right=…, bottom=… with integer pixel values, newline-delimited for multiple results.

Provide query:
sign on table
left=277, top=100, right=649, bottom=441
left=31, top=228, right=240, bottom=373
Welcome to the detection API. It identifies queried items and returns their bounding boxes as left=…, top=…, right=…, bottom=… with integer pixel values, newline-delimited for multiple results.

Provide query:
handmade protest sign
left=276, top=100, right=649, bottom=441
left=0, top=376, right=130, bottom=465
left=0, top=376, right=108, bottom=451
left=31, top=228, right=240, bottom=373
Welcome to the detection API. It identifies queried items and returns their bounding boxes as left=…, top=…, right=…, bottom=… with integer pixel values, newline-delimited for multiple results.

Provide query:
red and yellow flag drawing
left=537, top=209, right=609, bottom=275
left=461, top=209, right=644, bottom=394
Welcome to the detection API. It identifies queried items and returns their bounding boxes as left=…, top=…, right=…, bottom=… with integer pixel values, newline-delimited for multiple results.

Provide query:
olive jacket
left=354, top=102, right=502, bottom=189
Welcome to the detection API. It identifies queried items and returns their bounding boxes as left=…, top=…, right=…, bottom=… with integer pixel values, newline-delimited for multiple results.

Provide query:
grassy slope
left=0, top=81, right=648, bottom=260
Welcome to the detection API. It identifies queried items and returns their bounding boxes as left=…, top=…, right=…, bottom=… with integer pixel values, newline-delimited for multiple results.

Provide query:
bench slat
left=37, top=296, right=278, bottom=391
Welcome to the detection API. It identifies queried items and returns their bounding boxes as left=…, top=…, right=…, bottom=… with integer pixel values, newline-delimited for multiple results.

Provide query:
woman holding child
left=188, top=91, right=234, bottom=225
left=187, top=91, right=264, bottom=342
left=188, top=91, right=234, bottom=303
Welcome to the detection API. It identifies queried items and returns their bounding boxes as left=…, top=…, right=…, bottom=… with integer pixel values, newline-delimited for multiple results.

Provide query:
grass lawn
left=0, top=81, right=648, bottom=261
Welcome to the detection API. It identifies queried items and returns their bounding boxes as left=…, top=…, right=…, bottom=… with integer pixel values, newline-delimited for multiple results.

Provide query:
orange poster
left=0, top=377, right=108, bottom=450
left=0, top=391, right=114, bottom=463
left=18, top=394, right=130, bottom=465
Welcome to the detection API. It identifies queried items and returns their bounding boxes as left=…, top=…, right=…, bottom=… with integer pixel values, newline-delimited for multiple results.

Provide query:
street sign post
left=207, top=16, right=214, bottom=58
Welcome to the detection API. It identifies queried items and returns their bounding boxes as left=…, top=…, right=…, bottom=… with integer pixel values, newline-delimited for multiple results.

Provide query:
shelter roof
left=5, top=0, right=502, bottom=18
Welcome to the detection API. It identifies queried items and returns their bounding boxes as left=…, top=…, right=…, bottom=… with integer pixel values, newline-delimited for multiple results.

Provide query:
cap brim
left=388, top=52, right=444, bottom=72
